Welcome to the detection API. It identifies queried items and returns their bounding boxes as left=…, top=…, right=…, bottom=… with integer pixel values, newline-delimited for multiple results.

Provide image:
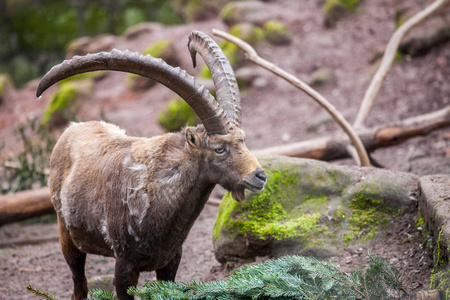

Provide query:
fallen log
left=0, top=187, right=224, bottom=226
left=0, top=187, right=53, bottom=226
left=0, top=235, right=59, bottom=248
left=253, top=106, right=450, bottom=161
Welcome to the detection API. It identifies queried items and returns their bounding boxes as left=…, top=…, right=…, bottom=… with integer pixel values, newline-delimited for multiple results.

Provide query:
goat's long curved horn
left=188, top=30, right=242, bottom=127
left=36, top=49, right=229, bottom=134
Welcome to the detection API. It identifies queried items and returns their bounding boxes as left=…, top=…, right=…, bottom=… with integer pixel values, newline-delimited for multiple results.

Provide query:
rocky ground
left=0, top=0, right=449, bottom=298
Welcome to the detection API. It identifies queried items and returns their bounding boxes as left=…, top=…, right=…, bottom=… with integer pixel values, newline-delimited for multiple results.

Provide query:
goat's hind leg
left=57, top=216, right=88, bottom=300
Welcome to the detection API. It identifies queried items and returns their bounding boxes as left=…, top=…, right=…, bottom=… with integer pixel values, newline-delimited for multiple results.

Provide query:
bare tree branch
left=212, top=29, right=372, bottom=167
left=353, top=0, right=449, bottom=129
left=253, top=106, right=450, bottom=161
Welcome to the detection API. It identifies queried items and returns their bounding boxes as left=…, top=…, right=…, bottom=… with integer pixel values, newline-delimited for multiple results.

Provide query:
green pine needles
left=28, top=255, right=407, bottom=300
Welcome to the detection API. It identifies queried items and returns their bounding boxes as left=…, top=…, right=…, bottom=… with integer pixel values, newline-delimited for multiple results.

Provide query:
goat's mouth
left=244, top=180, right=265, bottom=192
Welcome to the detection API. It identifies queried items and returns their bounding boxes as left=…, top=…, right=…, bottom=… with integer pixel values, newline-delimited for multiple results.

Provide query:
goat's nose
left=255, top=168, right=267, bottom=183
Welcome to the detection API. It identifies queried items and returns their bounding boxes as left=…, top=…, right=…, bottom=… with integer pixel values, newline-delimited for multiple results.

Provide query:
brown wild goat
left=36, top=31, right=266, bottom=300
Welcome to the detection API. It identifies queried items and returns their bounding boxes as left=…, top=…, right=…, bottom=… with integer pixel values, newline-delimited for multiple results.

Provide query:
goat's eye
left=214, top=146, right=226, bottom=154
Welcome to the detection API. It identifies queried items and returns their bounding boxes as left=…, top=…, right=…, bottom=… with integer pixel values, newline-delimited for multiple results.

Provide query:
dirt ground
left=0, top=0, right=449, bottom=298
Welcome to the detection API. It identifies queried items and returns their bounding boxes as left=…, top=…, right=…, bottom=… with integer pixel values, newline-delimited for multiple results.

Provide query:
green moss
left=60, top=71, right=106, bottom=84
left=430, top=268, right=450, bottom=299
left=158, top=97, right=197, bottom=132
left=41, top=82, right=78, bottom=126
left=143, top=40, right=170, bottom=58
left=416, top=210, right=425, bottom=229
left=230, top=23, right=265, bottom=46
left=214, top=170, right=329, bottom=243
left=219, top=2, right=238, bottom=25
left=200, top=24, right=263, bottom=79
left=263, top=20, right=291, bottom=45
left=0, top=74, right=12, bottom=93
left=342, top=192, right=393, bottom=245
left=324, top=0, right=359, bottom=13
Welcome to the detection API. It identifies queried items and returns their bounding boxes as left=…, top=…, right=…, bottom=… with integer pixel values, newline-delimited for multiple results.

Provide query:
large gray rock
left=419, top=175, right=450, bottom=252
left=213, top=155, right=419, bottom=264
left=419, top=175, right=450, bottom=294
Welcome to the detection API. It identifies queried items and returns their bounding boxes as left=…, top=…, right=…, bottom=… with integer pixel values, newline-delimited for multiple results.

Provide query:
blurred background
left=0, top=0, right=190, bottom=87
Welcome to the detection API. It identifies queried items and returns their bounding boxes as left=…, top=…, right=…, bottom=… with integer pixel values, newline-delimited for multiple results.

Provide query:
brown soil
left=0, top=0, right=449, bottom=298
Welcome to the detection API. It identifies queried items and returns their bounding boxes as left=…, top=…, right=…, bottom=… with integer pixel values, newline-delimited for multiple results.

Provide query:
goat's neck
left=128, top=132, right=214, bottom=246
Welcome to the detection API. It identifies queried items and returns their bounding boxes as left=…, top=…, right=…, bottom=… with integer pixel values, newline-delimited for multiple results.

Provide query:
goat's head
left=36, top=30, right=266, bottom=202
left=185, top=123, right=265, bottom=202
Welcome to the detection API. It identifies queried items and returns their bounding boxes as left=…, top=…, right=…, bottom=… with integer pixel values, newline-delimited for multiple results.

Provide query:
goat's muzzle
left=244, top=168, right=267, bottom=192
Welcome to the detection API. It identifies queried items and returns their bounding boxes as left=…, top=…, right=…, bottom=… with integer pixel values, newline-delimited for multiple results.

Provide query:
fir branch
left=26, top=285, right=57, bottom=300
left=86, top=289, right=119, bottom=300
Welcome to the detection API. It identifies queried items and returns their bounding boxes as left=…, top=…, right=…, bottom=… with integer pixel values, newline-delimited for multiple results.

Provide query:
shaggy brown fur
left=50, top=121, right=265, bottom=300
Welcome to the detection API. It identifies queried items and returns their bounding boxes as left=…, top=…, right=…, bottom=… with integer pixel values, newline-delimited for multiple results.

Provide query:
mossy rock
left=430, top=267, right=450, bottom=299
left=0, top=74, right=13, bottom=104
left=309, top=68, right=334, bottom=87
left=323, top=0, right=360, bottom=28
left=213, top=155, right=419, bottom=263
left=263, top=20, right=292, bottom=45
left=158, top=97, right=198, bottom=132
left=219, top=1, right=266, bottom=26
left=41, top=80, right=93, bottom=128
left=128, top=40, right=180, bottom=90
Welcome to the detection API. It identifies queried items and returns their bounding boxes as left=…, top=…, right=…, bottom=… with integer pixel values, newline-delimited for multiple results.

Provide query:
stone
left=263, top=20, right=292, bottom=45
left=419, top=175, right=450, bottom=296
left=419, top=175, right=450, bottom=252
left=123, top=22, right=163, bottom=40
left=87, top=275, right=115, bottom=292
left=66, top=35, right=116, bottom=59
left=214, top=155, right=419, bottom=264
left=127, top=40, right=180, bottom=91
left=309, top=68, right=334, bottom=87
left=323, top=0, right=360, bottom=28
left=220, top=1, right=269, bottom=26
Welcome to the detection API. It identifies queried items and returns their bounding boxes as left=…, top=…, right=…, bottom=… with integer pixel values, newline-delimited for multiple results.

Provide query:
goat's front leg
left=155, top=247, right=182, bottom=281
left=114, top=256, right=140, bottom=300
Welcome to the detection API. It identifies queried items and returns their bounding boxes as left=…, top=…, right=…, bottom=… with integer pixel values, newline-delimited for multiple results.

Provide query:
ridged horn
left=36, top=49, right=230, bottom=134
left=188, top=30, right=242, bottom=127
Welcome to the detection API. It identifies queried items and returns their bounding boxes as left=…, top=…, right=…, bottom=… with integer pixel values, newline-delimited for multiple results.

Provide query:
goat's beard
left=231, top=188, right=246, bottom=202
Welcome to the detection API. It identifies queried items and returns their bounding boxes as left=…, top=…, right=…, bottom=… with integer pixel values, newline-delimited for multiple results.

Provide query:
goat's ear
left=185, top=128, right=201, bottom=148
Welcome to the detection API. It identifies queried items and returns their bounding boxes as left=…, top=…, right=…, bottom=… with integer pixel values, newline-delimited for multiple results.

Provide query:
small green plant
left=158, top=97, right=197, bottom=132
left=1, top=118, right=56, bottom=193
left=41, top=81, right=78, bottom=127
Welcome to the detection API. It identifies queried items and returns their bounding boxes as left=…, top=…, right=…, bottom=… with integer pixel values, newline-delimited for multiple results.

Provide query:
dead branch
left=353, top=0, right=449, bottom=129
left=0, top=187, right=54, bottom=226
left=253, top=106, right=450, bottom=161
left=212, top=29, right=371, bottom=167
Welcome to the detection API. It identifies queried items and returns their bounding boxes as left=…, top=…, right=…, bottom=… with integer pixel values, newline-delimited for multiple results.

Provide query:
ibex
left=36, top=31, right=266, bottom=300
